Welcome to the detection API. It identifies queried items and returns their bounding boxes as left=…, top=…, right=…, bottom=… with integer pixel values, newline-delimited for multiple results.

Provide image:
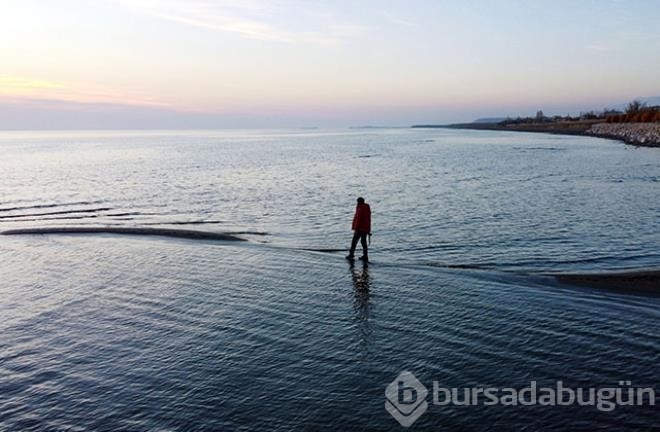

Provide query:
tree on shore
left=605, top=100, right=659, bottom=123
left=535, top=110, right=544, bottom=122
left=625, top=100, right=646, bottom=115
left=499, top=100, right=659, bottom=125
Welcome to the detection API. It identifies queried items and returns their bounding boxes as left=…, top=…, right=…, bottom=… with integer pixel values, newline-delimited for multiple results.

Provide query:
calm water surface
left=1, top=129, right=659, bottom=430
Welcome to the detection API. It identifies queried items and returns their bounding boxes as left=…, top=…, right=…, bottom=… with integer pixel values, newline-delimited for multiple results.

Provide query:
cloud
left=584, top=43, right=615, bottom=52
left=585, top=31, right=660, bottom=52
left=0, top=76, right=65, bottom=92
left=117, top=0, right=294, bottom=42
left=0, top=75, right=170, bottom=108
left=114, top=0, right=365, bottom=44
left=380, top=11, right=416, bottom=28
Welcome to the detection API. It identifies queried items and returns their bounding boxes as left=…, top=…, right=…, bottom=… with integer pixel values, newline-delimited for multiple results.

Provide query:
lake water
left=1, top=129, right=659, bottom=430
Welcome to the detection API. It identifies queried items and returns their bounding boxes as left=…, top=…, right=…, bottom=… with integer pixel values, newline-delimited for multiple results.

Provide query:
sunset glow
left=2, top=0, right=659, bottom=128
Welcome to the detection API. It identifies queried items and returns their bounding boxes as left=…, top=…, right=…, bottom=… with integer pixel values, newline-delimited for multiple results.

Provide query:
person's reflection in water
left=350, top=260, right=370, bottom=314
left=349, top=261, right=372, bottom=360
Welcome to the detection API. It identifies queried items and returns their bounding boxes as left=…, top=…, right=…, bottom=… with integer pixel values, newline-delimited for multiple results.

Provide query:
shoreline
left=413, top=122, right=660, bottom=148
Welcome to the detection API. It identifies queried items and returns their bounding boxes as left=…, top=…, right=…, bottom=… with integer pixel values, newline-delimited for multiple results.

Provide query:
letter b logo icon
left=385, top=371, right=428, bottom=427
left=399, top=381, right=418, bottom=405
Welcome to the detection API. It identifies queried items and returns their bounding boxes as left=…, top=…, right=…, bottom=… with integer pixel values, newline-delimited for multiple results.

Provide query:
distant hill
left=639, top=96, right=660, bottom=107
left=472, top=117, right=507, bottom=124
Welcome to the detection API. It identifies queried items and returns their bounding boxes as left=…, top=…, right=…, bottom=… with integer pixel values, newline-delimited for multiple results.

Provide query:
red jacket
left=352, top=203, right=371, bottom=233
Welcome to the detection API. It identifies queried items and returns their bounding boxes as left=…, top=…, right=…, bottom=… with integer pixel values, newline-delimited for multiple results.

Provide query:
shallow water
left=1, top=129, right=659, bottom=430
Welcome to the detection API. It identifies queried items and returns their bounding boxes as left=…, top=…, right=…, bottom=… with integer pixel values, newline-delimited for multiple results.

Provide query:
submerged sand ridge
left=1, top=226, right=247, bottom=241
left=553, top=269, right=660, bottom=295
left=4, top=226, right=659, bottom=295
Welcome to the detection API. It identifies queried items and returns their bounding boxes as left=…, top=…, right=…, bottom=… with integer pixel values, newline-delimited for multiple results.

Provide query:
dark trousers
left=350, top=231, right=368, bottom=257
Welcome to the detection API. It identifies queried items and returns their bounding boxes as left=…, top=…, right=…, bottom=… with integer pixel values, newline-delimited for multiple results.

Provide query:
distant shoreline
left=412, top=121, right=660, bottom=148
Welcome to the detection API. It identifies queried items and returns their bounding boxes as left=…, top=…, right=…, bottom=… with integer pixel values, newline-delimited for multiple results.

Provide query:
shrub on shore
left=498, top=100, right=660, bottom=126
left=605, top=108, right=660, bottom=123
left=605, top=101, right=660, bottom=123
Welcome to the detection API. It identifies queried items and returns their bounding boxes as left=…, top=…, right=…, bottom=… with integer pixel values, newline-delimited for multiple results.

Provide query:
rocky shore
left=587, top=123, right=660, bottom=147
left=422, top=121, right=660, bottom=148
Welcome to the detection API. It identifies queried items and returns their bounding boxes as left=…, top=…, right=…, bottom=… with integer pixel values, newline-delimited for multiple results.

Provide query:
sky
left=1, top=0, right=659, bottom=129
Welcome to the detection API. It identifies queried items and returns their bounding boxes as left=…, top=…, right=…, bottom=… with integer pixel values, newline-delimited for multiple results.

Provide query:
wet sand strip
left=554, top=270, right=660, bottom=295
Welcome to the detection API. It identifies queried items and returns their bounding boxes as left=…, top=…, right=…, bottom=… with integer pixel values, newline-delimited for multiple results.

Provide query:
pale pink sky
left=1, top=0, right=659, bottom=128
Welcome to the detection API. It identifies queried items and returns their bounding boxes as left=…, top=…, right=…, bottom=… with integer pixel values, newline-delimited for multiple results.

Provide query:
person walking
left=346, top=197, right=371, bottom=262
